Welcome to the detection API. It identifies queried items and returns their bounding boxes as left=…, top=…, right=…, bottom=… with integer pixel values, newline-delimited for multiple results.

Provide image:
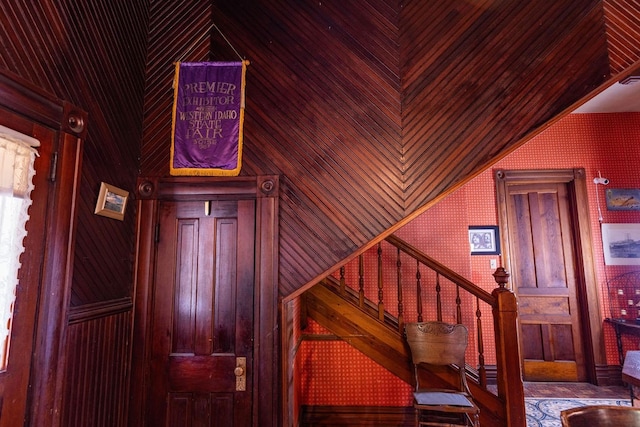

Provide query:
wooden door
left=503, top=181, right=586, bottom=381
left=148, top=198, right=255, bottom=426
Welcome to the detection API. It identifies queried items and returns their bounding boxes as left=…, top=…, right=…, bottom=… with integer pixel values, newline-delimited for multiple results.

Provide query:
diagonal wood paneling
left=140, top=0, right=212, bottom=175
left=1, top=2, right=149, bottom=426
left=141, top=0, right=403, bottom=295
left=400, top=0, right=610, bottom=212
left=1, top=0, right=636, bottom=423
left=139, top=0, right=639, bottom=298
left=0, top=1, right=148, bottom=306
left=603, top=0, right=640, bottom=74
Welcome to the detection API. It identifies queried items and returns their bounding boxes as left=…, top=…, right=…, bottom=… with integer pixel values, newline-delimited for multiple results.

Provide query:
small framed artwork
left=602, top=223, right=640, bottom=265
left=94, top=182, right=129, bottom=221
left=606, top=188, right=640, bottom=211
left=469, top=226, right=501, bottom=255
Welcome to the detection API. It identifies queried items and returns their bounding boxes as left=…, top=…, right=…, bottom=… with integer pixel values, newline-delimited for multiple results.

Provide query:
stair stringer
left=304, top=281, right=507, bottom=427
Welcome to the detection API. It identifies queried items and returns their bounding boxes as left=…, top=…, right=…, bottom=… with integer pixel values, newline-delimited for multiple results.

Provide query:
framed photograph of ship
left=606, top=188, right=640, bottom=211
left=602, top=223, right=640, bottom=265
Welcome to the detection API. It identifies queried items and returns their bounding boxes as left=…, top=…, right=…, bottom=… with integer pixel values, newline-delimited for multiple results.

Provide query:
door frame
left=130, top=175, right=279, bottom=427
left=0, top=69, right=87, bottom=426
left=495, top=168, right=605, bottom=384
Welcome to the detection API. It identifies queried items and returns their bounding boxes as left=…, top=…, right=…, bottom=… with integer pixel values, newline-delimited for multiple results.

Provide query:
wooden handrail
left=313, top=234, right=525, bottom=426
left=385, top=235, right=495, bottom=305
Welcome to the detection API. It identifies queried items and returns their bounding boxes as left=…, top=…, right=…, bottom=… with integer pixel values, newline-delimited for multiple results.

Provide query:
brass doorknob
left=235, top=357, right=246, bottom=391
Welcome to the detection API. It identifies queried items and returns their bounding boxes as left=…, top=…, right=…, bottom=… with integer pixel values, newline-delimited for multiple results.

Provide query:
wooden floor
left=523, top=381, right=629, bottom=398
left=301, top=383, right=632, bottom=426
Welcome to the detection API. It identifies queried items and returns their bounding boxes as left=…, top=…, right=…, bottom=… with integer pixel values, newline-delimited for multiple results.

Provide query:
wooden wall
left=0, top=1, right=148, bottom=425
left=141, top=0, right=617, bottom=297
left=603, top=0, right=640, bottom=74
left=0, top=1, right=147, bottom=304
left=1, top=0, right=640, bottom=424
left=62, top=306, right=132, bottom=426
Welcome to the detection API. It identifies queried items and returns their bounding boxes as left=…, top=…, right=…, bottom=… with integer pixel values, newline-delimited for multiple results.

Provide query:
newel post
left=491, top=267, right=526, bottom=427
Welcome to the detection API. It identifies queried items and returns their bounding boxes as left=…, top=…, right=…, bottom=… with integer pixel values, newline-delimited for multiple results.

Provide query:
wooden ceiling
left=139, top=0, right=640, bottom=297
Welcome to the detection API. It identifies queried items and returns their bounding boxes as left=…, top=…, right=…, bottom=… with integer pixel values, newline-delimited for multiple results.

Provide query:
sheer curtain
left=0, top=125, right=39, bottom=370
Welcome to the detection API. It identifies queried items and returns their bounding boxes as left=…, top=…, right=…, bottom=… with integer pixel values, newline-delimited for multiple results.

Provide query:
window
left=0, top=126, right=39, bottom=370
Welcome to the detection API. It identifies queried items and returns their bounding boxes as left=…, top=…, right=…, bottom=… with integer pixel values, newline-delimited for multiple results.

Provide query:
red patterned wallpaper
left=299, top=112, right=640, bottom=406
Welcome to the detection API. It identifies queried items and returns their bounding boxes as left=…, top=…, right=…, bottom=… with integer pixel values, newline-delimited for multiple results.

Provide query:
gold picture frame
left=94, top=182, right=128, bottom=221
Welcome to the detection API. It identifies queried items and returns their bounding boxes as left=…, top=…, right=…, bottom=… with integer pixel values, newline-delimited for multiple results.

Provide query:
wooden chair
left=405, top=322, right=479, bottom=427
left=560, top=405, right=640, bottom=426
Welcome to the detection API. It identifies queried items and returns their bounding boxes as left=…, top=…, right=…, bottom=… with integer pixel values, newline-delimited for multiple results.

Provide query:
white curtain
left=0, top=125, right=39, bottom=370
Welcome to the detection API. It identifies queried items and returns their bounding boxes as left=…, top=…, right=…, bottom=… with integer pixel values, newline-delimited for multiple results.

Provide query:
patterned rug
left=526, top=398, right=631, bottom=427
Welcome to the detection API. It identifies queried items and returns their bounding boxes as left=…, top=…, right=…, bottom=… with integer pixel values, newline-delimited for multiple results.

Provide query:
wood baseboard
left=301, top=405, right=414, bottom=426
left=595, top=364, right=623, bottom=386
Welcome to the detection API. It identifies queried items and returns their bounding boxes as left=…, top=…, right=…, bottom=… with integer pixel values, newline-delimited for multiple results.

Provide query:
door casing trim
left=130, top=175, right=280, bottom=427
left=495, top=168, right=605, bottom=384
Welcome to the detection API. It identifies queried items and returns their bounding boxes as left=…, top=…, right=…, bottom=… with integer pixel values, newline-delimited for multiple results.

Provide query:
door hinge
left=154, top=224, right=160, bottom=243
left=49, top=151, right=58, bottom=182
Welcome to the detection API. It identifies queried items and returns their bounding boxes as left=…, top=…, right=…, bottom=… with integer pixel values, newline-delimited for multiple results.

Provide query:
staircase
left=306, top=279, right=411, bottom=383
left=302, top=235, right=525, bottom=427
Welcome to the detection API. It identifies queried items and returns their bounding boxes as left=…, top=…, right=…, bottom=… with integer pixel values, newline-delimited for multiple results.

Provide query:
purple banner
left=171, top=61, right=246, bottom=175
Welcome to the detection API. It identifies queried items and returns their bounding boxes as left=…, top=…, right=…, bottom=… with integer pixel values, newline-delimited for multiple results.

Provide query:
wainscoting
left=61, top=298, right=133, bottom=427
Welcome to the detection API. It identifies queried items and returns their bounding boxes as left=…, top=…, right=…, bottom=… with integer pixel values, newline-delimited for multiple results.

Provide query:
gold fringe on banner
left=170, top=60, right=248, bottom=176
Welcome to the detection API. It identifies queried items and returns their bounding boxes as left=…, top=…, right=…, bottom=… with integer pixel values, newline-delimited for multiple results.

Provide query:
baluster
left=416, top=261, right=423, bottom=322
left=456, top=285, right=462, bottom=324
left=358, top=254, right=365, bottom=308
left=436, top=273, right=442, bottom=321
left=377, top=243, right=384, bottom=321
left=339, top=266, right=346, bottom=295
left=397, top=247, right=404, bottom=333
left=476, top=296, right=486, bottom=387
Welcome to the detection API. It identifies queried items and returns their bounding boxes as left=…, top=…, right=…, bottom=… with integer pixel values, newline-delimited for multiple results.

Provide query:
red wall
left=299, top=112, right=640, bottom=406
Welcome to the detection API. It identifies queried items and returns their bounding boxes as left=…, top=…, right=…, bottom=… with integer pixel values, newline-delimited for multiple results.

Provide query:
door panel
left=505, top=182, right=585, bottom=381
left=149, top=199, right=255, bottom=426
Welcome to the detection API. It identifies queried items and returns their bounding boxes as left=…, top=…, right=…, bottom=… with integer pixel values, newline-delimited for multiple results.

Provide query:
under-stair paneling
left=603, top=0, right=640, bottom=74
left=140, top=0, right=616, bottom=297
left=400, top=0, right=610, bottom=212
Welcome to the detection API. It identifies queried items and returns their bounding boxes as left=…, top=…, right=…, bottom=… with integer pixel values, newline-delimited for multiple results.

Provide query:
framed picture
left=602, top=223, right=640, bottom=265
left=606, top=188, right=640, bottom=211
left=468, top=225, right=500, bottom=255
left=94, top=182, right=129, bottom=221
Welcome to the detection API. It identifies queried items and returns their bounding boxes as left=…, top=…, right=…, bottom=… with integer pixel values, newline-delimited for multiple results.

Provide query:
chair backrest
left=405, top=322, right=468, bottom=367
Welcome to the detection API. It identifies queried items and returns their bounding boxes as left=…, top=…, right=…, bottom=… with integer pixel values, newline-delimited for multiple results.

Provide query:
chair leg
left=471, top=412, right=479, bottom=427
